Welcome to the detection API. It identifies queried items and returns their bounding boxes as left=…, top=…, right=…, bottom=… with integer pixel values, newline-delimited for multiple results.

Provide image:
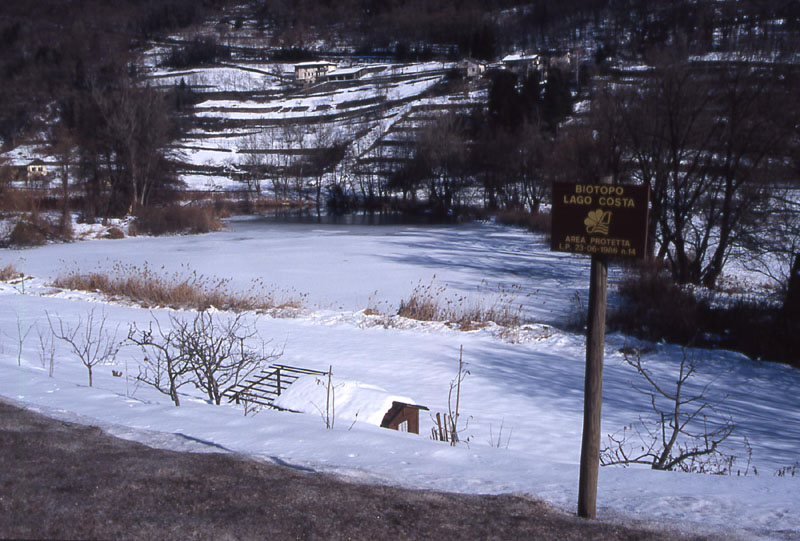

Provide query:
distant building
left=457, top=58, right=487, bottom=78
left=26, top=159, right=48, bottom=183
left=325, top=66, right=367, bottom=82
left=294, top=61, right=337, bottom=84
left=501, top=53, right=540, bottom=76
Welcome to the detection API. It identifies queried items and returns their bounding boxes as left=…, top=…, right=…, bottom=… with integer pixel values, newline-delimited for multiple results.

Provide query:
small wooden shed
left=380, top=401, right=429, bottom=434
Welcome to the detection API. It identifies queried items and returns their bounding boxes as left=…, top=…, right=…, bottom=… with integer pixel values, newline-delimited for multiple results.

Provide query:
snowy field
left=1, top=218, right=799, bottom=539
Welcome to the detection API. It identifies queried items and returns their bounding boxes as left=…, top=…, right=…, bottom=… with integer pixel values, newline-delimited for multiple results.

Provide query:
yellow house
left=27, top=159, right=48, bottom=182
left=294, top=61, right=337, bottom=84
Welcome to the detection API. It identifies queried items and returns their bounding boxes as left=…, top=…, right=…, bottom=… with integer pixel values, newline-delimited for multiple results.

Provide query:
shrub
left=0, top=263, right=21, bottom=281
left=103, top=227, right=125, bottom=239
left=609, top=262, right=703, bottom=344
left=610, top=262, right=800, bottom=367
left=8, top=215, right=52, bottom=246
left=130, top=205, right=222, bottom=236
left=494, top=209, right=551, bottom=234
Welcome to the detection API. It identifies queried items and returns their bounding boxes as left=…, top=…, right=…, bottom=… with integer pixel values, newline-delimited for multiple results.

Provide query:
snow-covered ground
left=1, top=218, right=798, bottom=539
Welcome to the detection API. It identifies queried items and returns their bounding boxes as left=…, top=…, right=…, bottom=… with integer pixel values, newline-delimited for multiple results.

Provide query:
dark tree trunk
left=784, top=253, right=800, bottom=321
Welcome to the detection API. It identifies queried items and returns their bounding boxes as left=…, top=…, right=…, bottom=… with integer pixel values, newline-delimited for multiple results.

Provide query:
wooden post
left=578, top=254, right=608, bottom=519
left=276, top=367, right=282, bottom=396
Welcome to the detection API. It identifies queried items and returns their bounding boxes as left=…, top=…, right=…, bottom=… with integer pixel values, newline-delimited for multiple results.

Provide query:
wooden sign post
left=550, top=181, right=649, bottom=520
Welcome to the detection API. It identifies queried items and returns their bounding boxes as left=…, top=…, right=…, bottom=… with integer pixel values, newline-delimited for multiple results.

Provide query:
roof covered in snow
left=502, top=53, right=539, bottom=63
left=272, top=375, right=420, bottom=427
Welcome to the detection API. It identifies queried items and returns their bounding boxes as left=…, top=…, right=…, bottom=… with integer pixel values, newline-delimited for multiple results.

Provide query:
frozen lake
left=7, top=216, right=613, bottom=326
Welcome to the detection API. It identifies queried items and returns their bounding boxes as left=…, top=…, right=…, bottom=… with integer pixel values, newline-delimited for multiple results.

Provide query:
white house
left=325, top=66, right=367, bottom=82
left=457, top=58, right=487, bottom=78
left=501, top=53, right=540, bottom=76
left=294, top=61, right=337, bottom=84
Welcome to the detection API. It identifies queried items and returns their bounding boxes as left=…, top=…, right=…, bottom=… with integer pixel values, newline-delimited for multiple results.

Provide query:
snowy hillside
left=1, top=219, right=798, bottom=539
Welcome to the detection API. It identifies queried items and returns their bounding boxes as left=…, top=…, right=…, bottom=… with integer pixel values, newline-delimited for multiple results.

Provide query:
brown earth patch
left=0, top=400, right=702, bottom=540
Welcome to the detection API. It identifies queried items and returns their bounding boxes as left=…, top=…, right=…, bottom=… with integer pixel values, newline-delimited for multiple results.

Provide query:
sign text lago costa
left=551, top=182, right=650, bottom=259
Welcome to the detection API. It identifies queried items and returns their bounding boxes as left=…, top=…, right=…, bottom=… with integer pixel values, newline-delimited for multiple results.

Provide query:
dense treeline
left=247, top=0, right=800, bottom=59
left=0, top=0, right=232, bottom=220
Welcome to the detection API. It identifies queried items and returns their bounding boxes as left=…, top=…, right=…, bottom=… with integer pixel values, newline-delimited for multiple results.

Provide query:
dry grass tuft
left=52, top=262, right=305, bottom=313
left=396, top=279, right=526, bottom=330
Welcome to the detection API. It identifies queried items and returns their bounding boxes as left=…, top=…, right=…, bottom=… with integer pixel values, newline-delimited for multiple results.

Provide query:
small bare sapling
left=312, top=366, right=338, bottom=429
left=36, top=325, right=56, bottom=377
left=10, top=312, right=34, bottom=367
left=431, top=346, right=471, bottom=446
left=48, top=309, right=120, bottom=387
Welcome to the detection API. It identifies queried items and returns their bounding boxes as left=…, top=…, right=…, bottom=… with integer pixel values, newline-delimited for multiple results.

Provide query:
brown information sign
left=551, top=183, right=650, bottom=259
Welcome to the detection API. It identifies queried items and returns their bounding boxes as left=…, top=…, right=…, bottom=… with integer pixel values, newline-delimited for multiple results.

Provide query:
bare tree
left=239, top=132, right=268, bottom=199
left=601, top=349, right=735, bottom=473
left=93, top=79, right=176, bottom=213
left=48, top=309, right=120, bottom=387
left=127, top=317, right=193, bottom=406
left=606, top=54, right=796, bottom=287
left=49, top=125, right=75, bottom=238
left=414, top=112, right=469, bottom=215
left=129, top=312, right=281, bottom=405
left=171, top=311, right=281, bottom=405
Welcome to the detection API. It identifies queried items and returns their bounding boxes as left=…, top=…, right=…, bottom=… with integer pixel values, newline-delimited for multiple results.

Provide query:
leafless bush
left=129, top=205, right=223, bottom=236
left=53, top=262, right=306, bottom=313
left=132, top=311, right=281, bottom=405
left=600, top=349, right=735, bottom=473
left=8, top=214, right=53, bottom=246
left=608, top=263, right=704, bottom=343
left=494, top=209, right=551, bottom=234
left=48, top=309, right=121, bottom=387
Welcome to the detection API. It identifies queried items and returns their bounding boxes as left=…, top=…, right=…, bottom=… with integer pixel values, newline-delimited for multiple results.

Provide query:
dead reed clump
left=396, top=279, right=527, bottom=331
left=397, top=280, right=449, bottom=322
left=0, top=263, right=22, bottom=281
left=52, top=262, right=304, bottom=313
